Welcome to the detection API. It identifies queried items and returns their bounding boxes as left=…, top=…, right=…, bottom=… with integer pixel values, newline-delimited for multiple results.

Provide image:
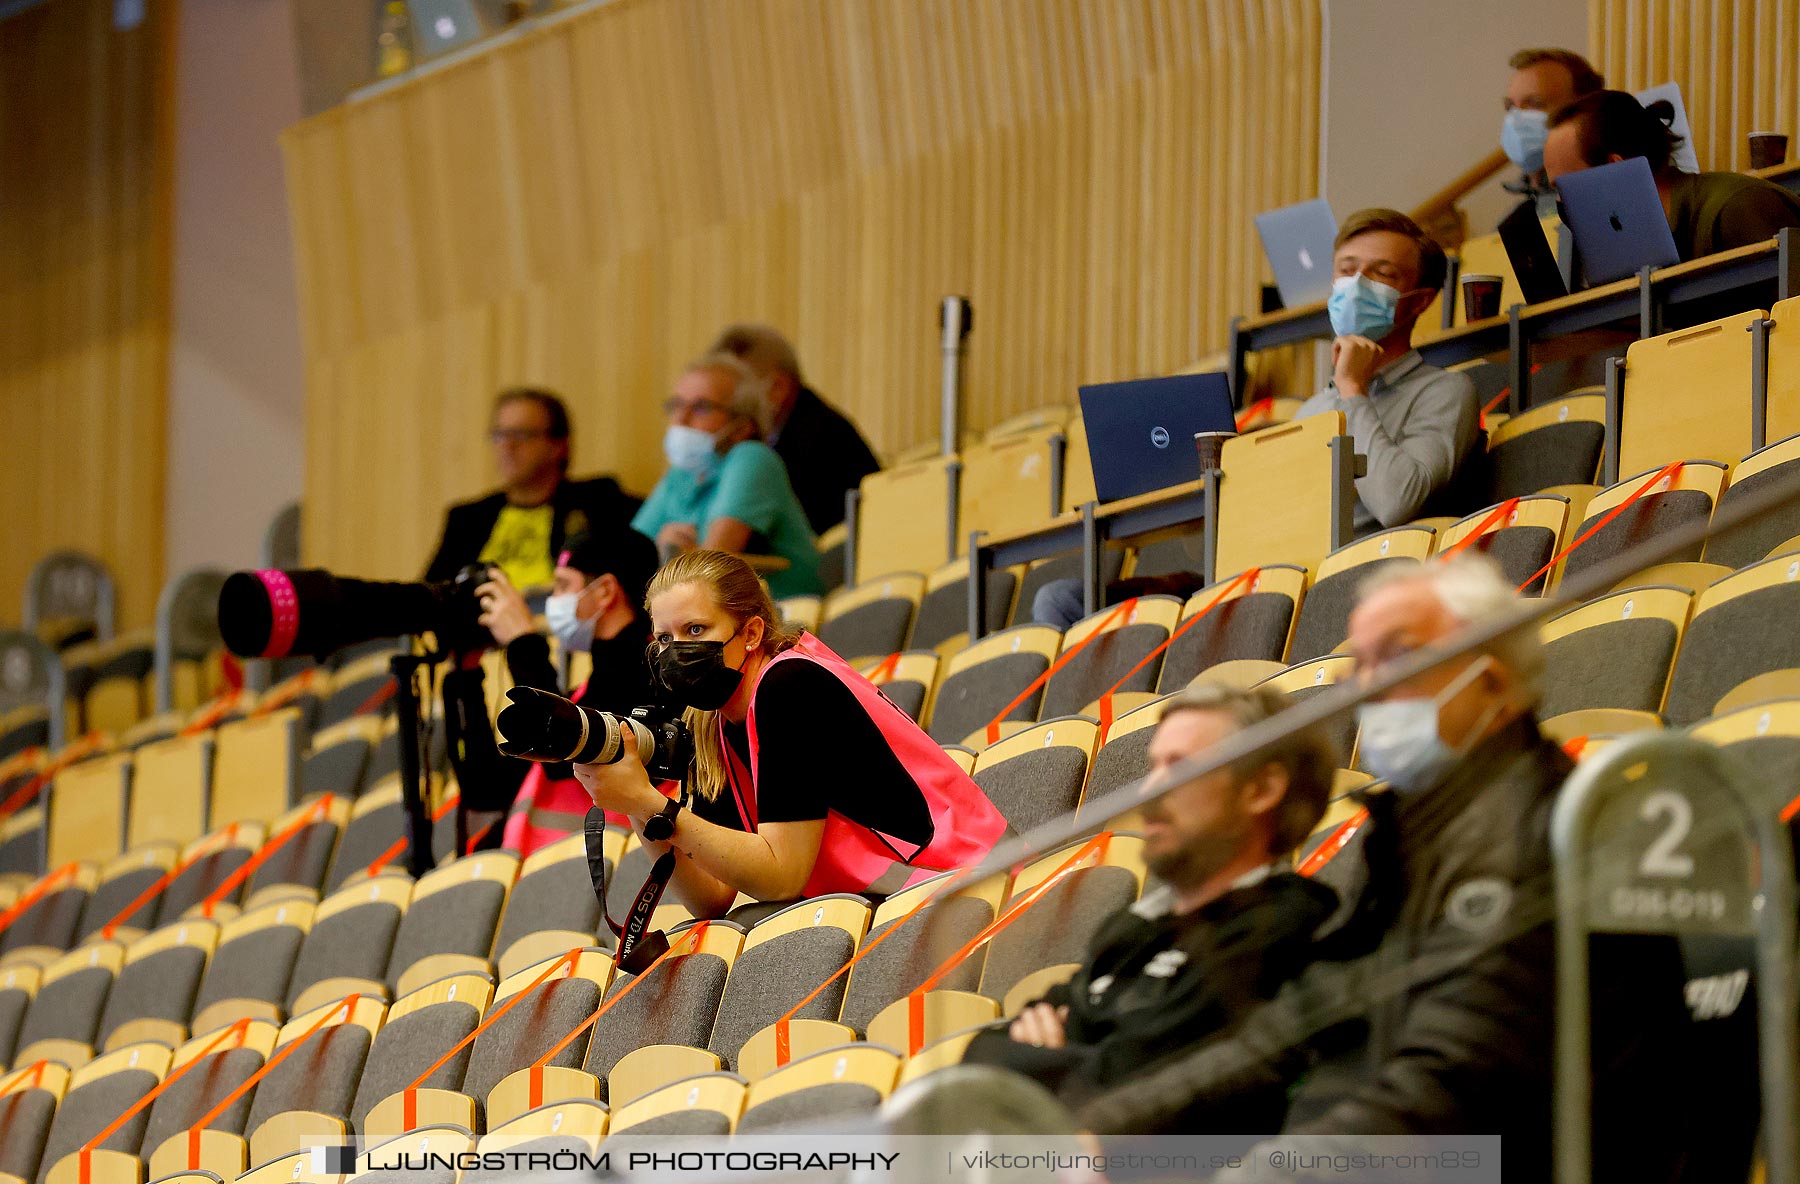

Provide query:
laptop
left=1254, top=198, right=1339, bottom=308
left=1555, top=156, right=1682, bottom=285
left=1497, top=201, right=1568, bottom=304
left=1077, top=372, right=1238, bottom=504
left=409, top=0, right=496, bottom=59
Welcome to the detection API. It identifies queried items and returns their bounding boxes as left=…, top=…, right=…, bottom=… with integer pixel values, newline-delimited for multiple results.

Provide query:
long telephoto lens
left=495, top=686, right=653, bottom=766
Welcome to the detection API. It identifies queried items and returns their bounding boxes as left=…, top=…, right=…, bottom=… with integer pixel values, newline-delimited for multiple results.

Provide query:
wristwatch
left=643, top=795, right=683, bottom=842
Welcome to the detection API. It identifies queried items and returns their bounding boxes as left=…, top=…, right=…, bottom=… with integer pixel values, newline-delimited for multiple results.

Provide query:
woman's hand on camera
left=574, top=739, right=661, bottom=818
left=476, top=568, right=535, bottom=646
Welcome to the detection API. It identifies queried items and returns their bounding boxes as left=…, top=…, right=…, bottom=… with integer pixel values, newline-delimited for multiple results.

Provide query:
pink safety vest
left=716, top=633, right=1008, bottom=898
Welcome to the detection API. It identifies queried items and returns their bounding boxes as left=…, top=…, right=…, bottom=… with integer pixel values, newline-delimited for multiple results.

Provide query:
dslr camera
left=217, top=564, right=494, bottom=660
left=496, top=685, right=695, bottom=782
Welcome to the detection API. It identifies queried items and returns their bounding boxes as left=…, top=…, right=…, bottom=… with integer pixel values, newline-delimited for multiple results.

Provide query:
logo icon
left=1609, top=212, right=1624, bottom=232
left=311, top=1146, right=358, bottom=1176
left=435, top=16, right=457, bottom=38
left=1297, top=247, right=1313, bottom=270
left=1150, top=426, right=1170, bottom=449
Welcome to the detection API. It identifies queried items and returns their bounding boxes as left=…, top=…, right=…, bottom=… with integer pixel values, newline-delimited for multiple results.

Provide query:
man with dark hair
left=961, top=683, right=1340, bottom=1130
left=1545, top=89, right=1800, bottom=261
left=424, top=387, right=639, bottom=588
left=1502, top=48, right=1607, bottom=194
left=1293, top=209, right=1479, bottom=532
left=708, top=323, right=881, bottom=534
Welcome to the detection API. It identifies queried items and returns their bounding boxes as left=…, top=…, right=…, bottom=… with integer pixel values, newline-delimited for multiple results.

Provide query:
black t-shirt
left=687, top=657, right=935, bottom=850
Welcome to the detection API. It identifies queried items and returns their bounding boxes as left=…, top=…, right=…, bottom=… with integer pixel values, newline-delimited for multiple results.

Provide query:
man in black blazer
left=424, top=388, right=640, bottom=587
left=709, top=324, right=881, bottom=534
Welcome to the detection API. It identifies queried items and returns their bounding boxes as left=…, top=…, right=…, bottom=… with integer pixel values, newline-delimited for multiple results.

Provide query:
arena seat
left=1289, top=527, right=1434, bottom=662
left=245, top=796, right=349, bottom=907
left=210, top=709, right=303, bottom=831
left=959, top=426, right=1062, bottom=549
left=1155, top=565, right=1306, bottom=691
left=1214, top=411, right=1349, bottom=579
left=1013, top=550, right=1128, bottom=631
left=37, top=1042, right=171, bottom=1184
left=285, top=875, right=411, bottom=1015
left=1432, top=495, right=1570, bottom=595
left=924, top=624, right=1060, bottom=747
left=46, top=752, right=130, bottom=869
left=774, top=596, right=821, bottom=635
left=349, top=1124, right=473, bottom=1184
left=977, top=834, right=1144, bottom=1006
left=301, top=717, right=381, bottom=803
left=139, top=1020, right=281, bottom=1182
left=1664, top=552, right=1800, bottom=725
left=1538, top=586, right=1693, bottom=725
left=314, top=656, right=397, bottom=735
left=1039, top=597, right=1182, bottom=721
left=0, top=864, right=97, bottom=971
left=582, top=921, right=742, bottom=1106
left=241, top=993, right=386, bottom=1166
left=858, top=652, right=938, bottom=725
left=854, top=458, right=956, bottom=584
left=460, top=948, right=611, bottom=1130
left=910, top=559, right=1018, bottom=656
left=1704, top=434, right=1800, bottom=570
left=1618, top=310, right=1764, bottom=479
left=1558, top=461, right=1728, bottom=590
left=126, top=733, right=213, bottom=853
left=160, top=822, right=268, bottom=923
left=1076, top=697, right=1167, bottom=829
left=189, top=899, right=314, bottom=1035
left=491, top=835, right=605, bottom=981
left=1258, top=655, right=1358, bottom=769
left=837, top=872, right=1003, bottom=1038
left=236, top=1149, right=341, bottom=1184
left=0, top=1059, right=69, bottom=1184
left=350, top=971, right=493, bottom=1136
left=463, top=1098, right=607, bottom=1181
left=0, top=963, right=37, bottom=1070
left=1477, top=392, right=1606, bottom=504
left=816, top=574, right=926, bottom=665
left=1690, top=697, right=1800, bottom=819
left=970, top=718, right=1098, bottom=835
left=734, top=1044, right=898, bottom=1132
left=93, top=918, right=218, bottom=1053
left=605, top=1072, right=743, bottom=1138
left=383, top=852, right=516, bottom=997
left=815, top=524, right=848, bottom=595
left=75, top=847, right=175, bottom=946
left=0, top=806, right=46, bottom=885
left=705, top=897, right=869, bottom=1074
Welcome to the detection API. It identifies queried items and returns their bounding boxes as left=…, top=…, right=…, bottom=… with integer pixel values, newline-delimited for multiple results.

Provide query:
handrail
left=1411, top=147, right=1512, bottom=239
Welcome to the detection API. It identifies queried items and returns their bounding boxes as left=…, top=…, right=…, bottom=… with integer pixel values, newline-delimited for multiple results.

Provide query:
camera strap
left=584, top=805, right=680, bottom=976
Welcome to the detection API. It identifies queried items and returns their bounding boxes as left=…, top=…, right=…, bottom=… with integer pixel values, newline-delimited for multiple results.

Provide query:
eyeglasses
left=662, top=396, right=733, bottom=420
left=488, top=428, right=550, bottom=445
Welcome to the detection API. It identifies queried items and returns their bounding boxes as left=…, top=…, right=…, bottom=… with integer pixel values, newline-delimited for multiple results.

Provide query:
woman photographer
left=575, top=549, right=1007, bottom=919
left=476, top=526, right=660, bottom=855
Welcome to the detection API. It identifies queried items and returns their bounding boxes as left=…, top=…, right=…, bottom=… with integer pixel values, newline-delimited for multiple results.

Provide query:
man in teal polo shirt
left=632, top=351, right=823, bottom=599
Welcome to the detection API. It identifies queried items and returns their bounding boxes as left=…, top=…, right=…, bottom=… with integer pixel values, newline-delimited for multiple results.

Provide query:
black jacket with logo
left=423, top=475, right=640, bottom=585
left=963, top=871, right=1336, bottom=1130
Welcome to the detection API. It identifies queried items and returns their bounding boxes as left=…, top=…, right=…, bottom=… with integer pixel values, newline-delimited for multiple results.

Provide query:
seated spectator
left=1032, top=210, right=1477, bottom=630
left=425, top=387, right=639, bottom=589
left=576, top=550, right=1007, bottom=920
left=632, top=352, right=823, bottom=598
left=1074, top=556, right=1690, bottom=1180
left=1501, top=48, right=1606, bottom=207
left=474, top=526, right=660, bottom=855
left=709, top=323, right=882, bottom=534
left=960, top=684, right=1340, bottom=1132
left=1545, top=89, right=1800, bottom=261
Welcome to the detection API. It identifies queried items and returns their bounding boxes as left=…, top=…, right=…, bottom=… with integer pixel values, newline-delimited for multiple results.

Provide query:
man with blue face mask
left=631, top=352, right=823, bottom=598
left=473, top=526, right=660, bottom=854
left=1501, top=48, right=1605, bottom=208
left=1293, top=210, right=1480, bottom=532
left=1077, top=556, right=1693, bottom=1182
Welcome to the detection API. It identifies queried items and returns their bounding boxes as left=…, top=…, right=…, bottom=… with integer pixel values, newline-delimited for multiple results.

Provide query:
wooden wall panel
left=1591, top=0, right=1800, bottom=173
left=0, top=0, right=173, bottom=628
left=285, top=0, right=1323, bottom=581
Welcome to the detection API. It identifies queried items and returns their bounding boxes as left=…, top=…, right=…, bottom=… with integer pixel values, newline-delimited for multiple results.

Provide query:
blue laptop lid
left=1255, top=198, right=1339, bottom=307
left=1077, top=372, right=1237, bottom=504
left=1556, top=156, right=1682, bottom=285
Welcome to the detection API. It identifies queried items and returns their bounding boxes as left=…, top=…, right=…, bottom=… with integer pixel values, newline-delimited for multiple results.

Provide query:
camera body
left=218, top=564, right=496, bottom=660
left=621, top=701, right=695, bottom=783
left=495, top=684, right=695, bottom=783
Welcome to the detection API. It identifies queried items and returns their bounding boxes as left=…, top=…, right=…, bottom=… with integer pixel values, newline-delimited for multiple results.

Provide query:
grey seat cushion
left=0, top=980, right=32, bottom=1066
left=610, top=1108, right=732, bottom=1138
left=1155, top=591, right=1294, bottom=691
left=707, top=928, right=856, bottom=1069
left=286, top=903, right=402, bottom=1010
left=1482, top=419, right=1604, bottom=502
left=384, top=882, right=505, bottom=987
left=913, top=573, right=1018, bottom=652
left=96, top=945, right=207, bottom=1048
left=980, top=865, right=1136, bottom=1003
left=1085, top=728, right=1157, bottom=804
left=493, top=861, right=601, bottom=960
left=0, top=888, right=87, bottom=959
left=1665, top=584, right=1800, bottom=725
left=302, top=739, right=372, bottom=802
left=1707, top=464, right=1800, bottom=571
left=1563, top=489, right=1711, bottom=585
left=37, top=1068, right=161, bottom=1177
left=246, top=820, right=339, bottom=900
left=14, top=965, right=112, bottom=1052
left=584, top=953, right=731, bottom=1099
left=461, top=977, right=603, bottom=1113
left=325, top=809, right=405, bottom=894
left=818, top=600, right=916, bottom=664
left=350, top=1003, right=480, bottom=1131
left=244, top=1023, right=372, bottom=1139
left=1541, top=618, right=1679, bottom=718
left=192, top=925, right=306, bottom=1021
left=928, top=653, right=1051, bottom=745
left=736, top=1082, right=881, bottom=1132
left=0, top=1086, right=57, bottom=1182
left=1040, top=621, right=1171, bottom=719
left=972, top=747, right=1090, bottom=834
left=77, top=867, right=166, bottom=943
left=160, top=849, right=253, bottom=920
left=1290, top=559, right=1415, bottom=664
left=838, top=897, right=992, bottom=1034
left=141, top=1047, right=263, bottom=1154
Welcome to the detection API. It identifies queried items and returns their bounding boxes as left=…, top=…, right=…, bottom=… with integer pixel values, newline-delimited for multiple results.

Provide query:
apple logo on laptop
left=1150, top=426, right=1170, bottom=449
left=1298, top=248, right=1314, bottom=270
left=1609, top=212, right=1624, bottom=232
left=436, top=16, right=457, bottom=38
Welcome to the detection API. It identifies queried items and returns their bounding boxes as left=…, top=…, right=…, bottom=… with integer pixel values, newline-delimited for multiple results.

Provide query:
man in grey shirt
left=1295, top=208, right=1479, bottom=535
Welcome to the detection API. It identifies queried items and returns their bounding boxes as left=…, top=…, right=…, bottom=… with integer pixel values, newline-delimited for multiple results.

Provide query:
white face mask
left=545, top=588, right=598, bottom=653
left=1355, top=656, right=1506, bottom=795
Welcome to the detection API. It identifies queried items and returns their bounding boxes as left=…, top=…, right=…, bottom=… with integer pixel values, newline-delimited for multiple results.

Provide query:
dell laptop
left=1555, top=156, right=1682, bottom=285
left=1254, top=198, right=1339, bottom=308
left=1077, top=372, right=1238, bottom=504
left=1497, top=201, right=1569, bottom=304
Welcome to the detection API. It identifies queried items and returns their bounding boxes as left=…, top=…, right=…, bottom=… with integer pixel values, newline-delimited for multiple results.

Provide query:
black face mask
left=651, top=626, right=744, bottom=711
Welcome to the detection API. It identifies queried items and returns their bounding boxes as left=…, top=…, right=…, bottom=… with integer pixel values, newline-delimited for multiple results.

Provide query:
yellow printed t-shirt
left=478, top=504, right=556, bottom=590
